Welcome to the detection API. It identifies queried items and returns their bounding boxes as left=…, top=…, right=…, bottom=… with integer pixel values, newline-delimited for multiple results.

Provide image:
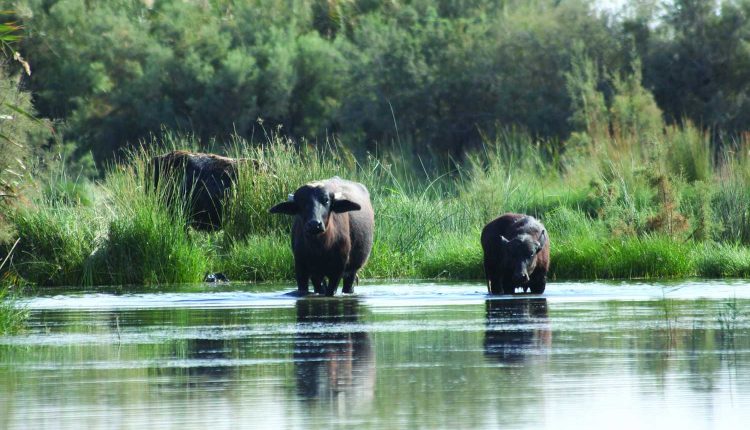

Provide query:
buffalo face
left=269, top=184, right=361, bottom=237
left=500, top=231, right=547, bottom=285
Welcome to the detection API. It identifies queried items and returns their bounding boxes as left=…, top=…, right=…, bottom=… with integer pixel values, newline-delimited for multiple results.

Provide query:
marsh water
left=2, top=281, right=750, bottom=429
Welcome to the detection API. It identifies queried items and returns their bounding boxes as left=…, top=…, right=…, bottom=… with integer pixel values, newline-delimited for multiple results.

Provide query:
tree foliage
left=8, top=0, right=750, bottom=163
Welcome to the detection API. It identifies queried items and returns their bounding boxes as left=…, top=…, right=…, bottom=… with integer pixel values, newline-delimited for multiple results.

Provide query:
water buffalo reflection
left=294, top=298, right=375, bottom=405
left=484, top=298, right=551, bottom=364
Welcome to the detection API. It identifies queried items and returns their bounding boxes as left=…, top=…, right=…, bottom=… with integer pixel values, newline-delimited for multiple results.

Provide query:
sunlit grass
left=4, top=128, right=750, bottom=286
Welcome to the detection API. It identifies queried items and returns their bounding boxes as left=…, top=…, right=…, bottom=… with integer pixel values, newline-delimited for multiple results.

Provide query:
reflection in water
left=146, top=310, right=237, bottom=390
left=294, top=298, right=375, bottom=406
left=150, top=337, right=236, bottom=391
left=5, top=284, right=750, bottom=429
left=484, top=298, right=551, bottom=364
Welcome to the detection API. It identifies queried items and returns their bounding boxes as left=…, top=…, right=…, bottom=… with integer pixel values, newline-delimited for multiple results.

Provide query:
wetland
left=2, top=280, right=749, bottom=429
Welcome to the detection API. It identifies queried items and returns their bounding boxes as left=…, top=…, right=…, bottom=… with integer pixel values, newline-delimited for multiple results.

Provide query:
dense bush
left=6, top=1, right=750, bottom=287
left=5, top=0, right=618, bottom=163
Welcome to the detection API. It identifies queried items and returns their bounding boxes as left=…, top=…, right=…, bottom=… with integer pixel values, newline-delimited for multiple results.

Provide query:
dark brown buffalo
left=269, top=177, right=374, bottom=296
left=481, top=213, right=550, bottom=295
left=151, top=150, right=255, bottom=230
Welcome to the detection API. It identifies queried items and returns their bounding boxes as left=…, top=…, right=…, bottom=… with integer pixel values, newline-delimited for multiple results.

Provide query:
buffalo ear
left=537, top=229, right=548, bottom=252
left=269, top=201, right=298, bottom=215
left=331, top=198, right=361, bottom=213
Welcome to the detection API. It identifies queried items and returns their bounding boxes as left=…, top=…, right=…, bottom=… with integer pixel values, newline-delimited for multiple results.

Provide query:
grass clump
left=8, top=204, right=100, bottom=286
left=221, top=234, right=293, bottom=282
left=552, top=231, right=694, bottom=280
left=97, top=153, right=213, bottom=285
left=222, top=137, right=345, bottom=239
left=1, top=242, right=28, bottom=334
left=102, top=205, right=211, bottom=285
left=694, top=243, right=750, bottom=278
left=0, top=284, right=27, bottom=334
left=419, top=232, right=483, bottom=279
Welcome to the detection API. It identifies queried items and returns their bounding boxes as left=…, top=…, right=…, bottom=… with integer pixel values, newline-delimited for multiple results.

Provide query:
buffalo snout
left=305, top=219, right=325, bottom=235
left=514, top=270, right=530, bottom=284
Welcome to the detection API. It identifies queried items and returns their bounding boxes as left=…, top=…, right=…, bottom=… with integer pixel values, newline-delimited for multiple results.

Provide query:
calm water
left=2, top=281, right=750, bottom=429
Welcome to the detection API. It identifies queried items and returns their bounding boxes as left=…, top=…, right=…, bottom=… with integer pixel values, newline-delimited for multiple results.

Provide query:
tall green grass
left=1, top=245, right=28, bottom=333
left=98, top=156, right=212, bottom=285
left=3, top=124, right=750, bottom=286
left=222, top=234, right=293, bottom=282
left=0, top=284, right=27, bottom=334
left=9, top=204, right=100, bottom=286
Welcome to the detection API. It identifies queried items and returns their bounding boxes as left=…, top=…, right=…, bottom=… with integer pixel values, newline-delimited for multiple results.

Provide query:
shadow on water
left=484, top=298, right=551, bottom=364
left=293, top=297, right=375, bottom=407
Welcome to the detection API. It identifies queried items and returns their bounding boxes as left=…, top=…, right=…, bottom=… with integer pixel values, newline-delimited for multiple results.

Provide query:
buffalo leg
left=325, top=274, right=342, bottom=297
left=311, top=276, right=325, bottom=295
left=489, top=277, right=504, bottom=295
left=295, top=261, right=310, bottom=296
left=501, top=276, right=516, bottom=295
left=483, top=259, right=495, bottom=294
left=528, top=272, right=546, bottom=294
left=342, top=272, right=356, bottom=294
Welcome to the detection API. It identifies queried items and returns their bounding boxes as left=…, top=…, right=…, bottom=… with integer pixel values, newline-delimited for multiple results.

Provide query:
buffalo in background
left=151, top=150, right=262, bottom=230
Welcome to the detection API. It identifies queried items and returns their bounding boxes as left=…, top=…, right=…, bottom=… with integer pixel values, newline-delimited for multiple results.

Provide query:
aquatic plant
left=0, top=281, right=27, bottom=334
left=717, top=297, right=741, bottom=343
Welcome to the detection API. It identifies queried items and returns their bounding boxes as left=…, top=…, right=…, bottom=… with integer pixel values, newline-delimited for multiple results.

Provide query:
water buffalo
left=481, top=213, right=550, bottom=295
left=269, top=177, right=374, bottom=296
left=151, top=150, right=259, bottom=230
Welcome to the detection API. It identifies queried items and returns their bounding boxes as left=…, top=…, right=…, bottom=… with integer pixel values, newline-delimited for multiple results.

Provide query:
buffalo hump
left=151, top=150, right=260, bottom=230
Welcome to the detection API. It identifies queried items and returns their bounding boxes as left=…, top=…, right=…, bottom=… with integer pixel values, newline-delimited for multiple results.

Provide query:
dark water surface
left=2, top=280, right=750, bottom=429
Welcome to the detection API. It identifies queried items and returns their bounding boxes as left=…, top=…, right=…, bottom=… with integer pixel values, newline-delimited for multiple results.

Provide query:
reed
left=0, top=284, right=27, bottom=334
left=4, top=126, right=750, bottom=286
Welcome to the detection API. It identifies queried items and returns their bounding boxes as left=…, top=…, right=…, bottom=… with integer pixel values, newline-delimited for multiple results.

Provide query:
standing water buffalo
left=151, top=150, right=240, bottom=230
left=269, top=177, right=374, bottom=296
left=151, top=150, right=268, bottom=230
left=481, top=213, right=550, bottom=295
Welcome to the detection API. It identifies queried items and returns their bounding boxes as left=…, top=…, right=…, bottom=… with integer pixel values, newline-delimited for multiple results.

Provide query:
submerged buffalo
left=481, top=213, right=550, bottom=295
left=151, top=150, right=258, bottom=230
left=270, top=177, right=374, bottom=296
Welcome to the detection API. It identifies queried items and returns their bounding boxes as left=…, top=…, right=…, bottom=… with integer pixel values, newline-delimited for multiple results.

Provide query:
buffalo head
left=500, top=229, right=547, bottom=284
left=269, top=183, right=361, bottom=237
